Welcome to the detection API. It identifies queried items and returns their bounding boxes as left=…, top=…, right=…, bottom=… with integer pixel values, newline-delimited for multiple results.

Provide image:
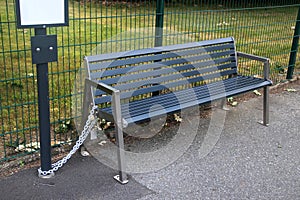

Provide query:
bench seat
left=100, top=75, right=271, bottom=124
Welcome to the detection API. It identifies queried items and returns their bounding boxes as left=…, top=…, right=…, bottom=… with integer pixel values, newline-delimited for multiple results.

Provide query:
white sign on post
left=16, top=0, right=68, bottom=28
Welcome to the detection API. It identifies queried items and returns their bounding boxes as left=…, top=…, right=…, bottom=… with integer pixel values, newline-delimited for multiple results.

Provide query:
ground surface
left=133, top=80, right=300, bottom=199
left=0, top=79, right=299, bottom=199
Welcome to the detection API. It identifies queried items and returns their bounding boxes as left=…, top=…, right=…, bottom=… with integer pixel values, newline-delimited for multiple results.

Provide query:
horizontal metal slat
left=90, top=50, right=235, bottom=79
left=99, top=76, right=271, bottom=120
left=95, top=76, right=271, bottom=104
left=86, top=37, right=234, bottom=63
left=89, top=43, right=235, bottom=71
left=93, top=56, right=236, bottom=97
left=94, top=68, right=238, bottom=104
left=95, top=57, right=236, bottom=88
left=116, top=69, right=236, bottom=93
left=119, top=77, right=268, bottom=117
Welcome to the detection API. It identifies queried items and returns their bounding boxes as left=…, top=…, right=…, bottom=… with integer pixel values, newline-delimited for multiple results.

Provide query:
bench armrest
left=237, top=51, right=270, bottom=80
left=237, top=51, right=269, bottom=62
left=84, top=78, right=123, bottom=126
left=85, top=78, right=119, bottom=95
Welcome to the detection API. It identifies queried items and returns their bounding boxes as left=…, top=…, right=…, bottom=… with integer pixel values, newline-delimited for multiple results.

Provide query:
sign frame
left=15, top=0, right=69, bottom=29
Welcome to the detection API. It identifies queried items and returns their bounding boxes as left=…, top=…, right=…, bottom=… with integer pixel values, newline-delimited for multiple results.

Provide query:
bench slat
left=89, top=43, right=235, bottom=72
left=94, top=68, right=237, bottom=104
left=86, top=37, right=234, bottom=63
left=99, top=76, right=271, bottom=123
left=97, top=61, right=236, bottom=87
left=90, top=50, right=235, bottom=79
left=119, top=76, right=263, bottom=116
left=127, top=78, right=268, bottom=124
left=94, top=55, right=236, bottom=97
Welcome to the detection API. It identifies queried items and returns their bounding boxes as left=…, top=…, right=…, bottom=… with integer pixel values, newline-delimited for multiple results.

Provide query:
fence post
left=154, top=0, right=165, bottom=47
left=152, top=0, right=165, bottom=96
left=286, top=6, right=300, bottom=79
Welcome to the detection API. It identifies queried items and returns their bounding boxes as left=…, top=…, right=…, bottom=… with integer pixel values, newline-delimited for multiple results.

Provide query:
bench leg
left=112, top=92, right=128, bottom=184
left=258, top=86, right=270, bottom=126
left=220, top=98, right=230, bottom=111
left=113, top=122, right=128, bottom=184
left=80, top=82, right=94, bottom=156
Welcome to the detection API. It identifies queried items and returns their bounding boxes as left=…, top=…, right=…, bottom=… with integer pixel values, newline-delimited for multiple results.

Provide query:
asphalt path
left=0, top=82, right=299, bottom=200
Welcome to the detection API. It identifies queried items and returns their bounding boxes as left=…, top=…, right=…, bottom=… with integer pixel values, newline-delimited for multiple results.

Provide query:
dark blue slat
left=89, top=43, right=235, bottom=71
left=86, top=37, right=234, bottom=63
left=119, top=76, right=264, bottom=116
left=117, top=76, right=269, bottom=117
left=94, top=56, right=236, bottom=96
left=96, top=57, right=236, bottom=90
left=99, top=76, right=271, bottom=123
left=115, top=69, right=236, bottom=95
left=125, top=80, right=270, bottom=124
left=94, top=69, right=237, bottom=104
left=90, top=50, right=235, bottom=79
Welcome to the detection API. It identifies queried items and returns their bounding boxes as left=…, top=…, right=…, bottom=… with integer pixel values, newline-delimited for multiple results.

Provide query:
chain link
left=38, top=105, right=98, bottom=176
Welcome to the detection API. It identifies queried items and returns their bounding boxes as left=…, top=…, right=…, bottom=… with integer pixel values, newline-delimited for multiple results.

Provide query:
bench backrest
left=85, top=37, right=237, bottom=106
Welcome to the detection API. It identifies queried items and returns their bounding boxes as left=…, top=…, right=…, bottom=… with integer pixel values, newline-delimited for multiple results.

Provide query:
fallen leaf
left=253, top=90, right=262, bottom=96
left=174, top=114, right=182, bottom=122
left=15, top=144, right=25, bottom=152
left=26, top=73, right=34, bottom=77
left=253, top=74, right=263, bottom=79
left=217, top=21, right=229, bottom=26
left=24, top=148, right=35, bottom=152
left=227, top=97, right=234, bottom=102
left=25, top=142, right=40, bottom=149
left=231, top=101, right=238, bottom=106
left=285, top=88, right=297, bottom=92
left=98, top=141, right=107, bottom=146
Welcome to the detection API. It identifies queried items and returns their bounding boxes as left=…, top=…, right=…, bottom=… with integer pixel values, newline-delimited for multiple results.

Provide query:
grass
left=0, top=0, right=299, bottom=161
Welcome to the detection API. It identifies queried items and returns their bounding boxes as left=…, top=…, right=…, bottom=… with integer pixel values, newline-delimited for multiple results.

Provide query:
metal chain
left=38, top=105, right=98, bottom=176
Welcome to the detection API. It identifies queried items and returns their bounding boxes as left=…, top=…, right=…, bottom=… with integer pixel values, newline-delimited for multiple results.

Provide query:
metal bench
left=82, top=37, right=272, bottom=184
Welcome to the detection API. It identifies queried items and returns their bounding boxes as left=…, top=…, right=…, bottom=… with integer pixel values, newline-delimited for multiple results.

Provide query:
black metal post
left=35, top=28, right=52, bottom=173
left=154, top=0, right=164, bottom=47
left=286, top=6, right=300, bottom=79
left=152, top=0, right=165, bottom=96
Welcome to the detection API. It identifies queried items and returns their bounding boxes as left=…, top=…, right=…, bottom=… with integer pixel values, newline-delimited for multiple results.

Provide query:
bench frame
left=82, top=38, right=272, bottom=184
left=237, top=51, right=270, bottom=126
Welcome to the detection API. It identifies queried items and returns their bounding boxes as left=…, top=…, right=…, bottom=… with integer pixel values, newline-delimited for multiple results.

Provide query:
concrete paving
left=0, top=82, right=299, bottom=200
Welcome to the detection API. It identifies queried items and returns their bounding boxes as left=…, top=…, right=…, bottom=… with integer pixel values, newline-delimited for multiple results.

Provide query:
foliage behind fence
left=0, top=0, right=299, bottom=163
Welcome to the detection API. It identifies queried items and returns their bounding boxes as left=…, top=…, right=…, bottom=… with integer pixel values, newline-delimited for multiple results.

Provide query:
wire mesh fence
left=0, top=0, right=299, bottom=163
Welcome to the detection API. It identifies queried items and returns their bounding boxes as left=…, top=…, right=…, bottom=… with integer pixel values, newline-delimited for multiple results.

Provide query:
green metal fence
left=0, top=0, right=299, bottom=163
